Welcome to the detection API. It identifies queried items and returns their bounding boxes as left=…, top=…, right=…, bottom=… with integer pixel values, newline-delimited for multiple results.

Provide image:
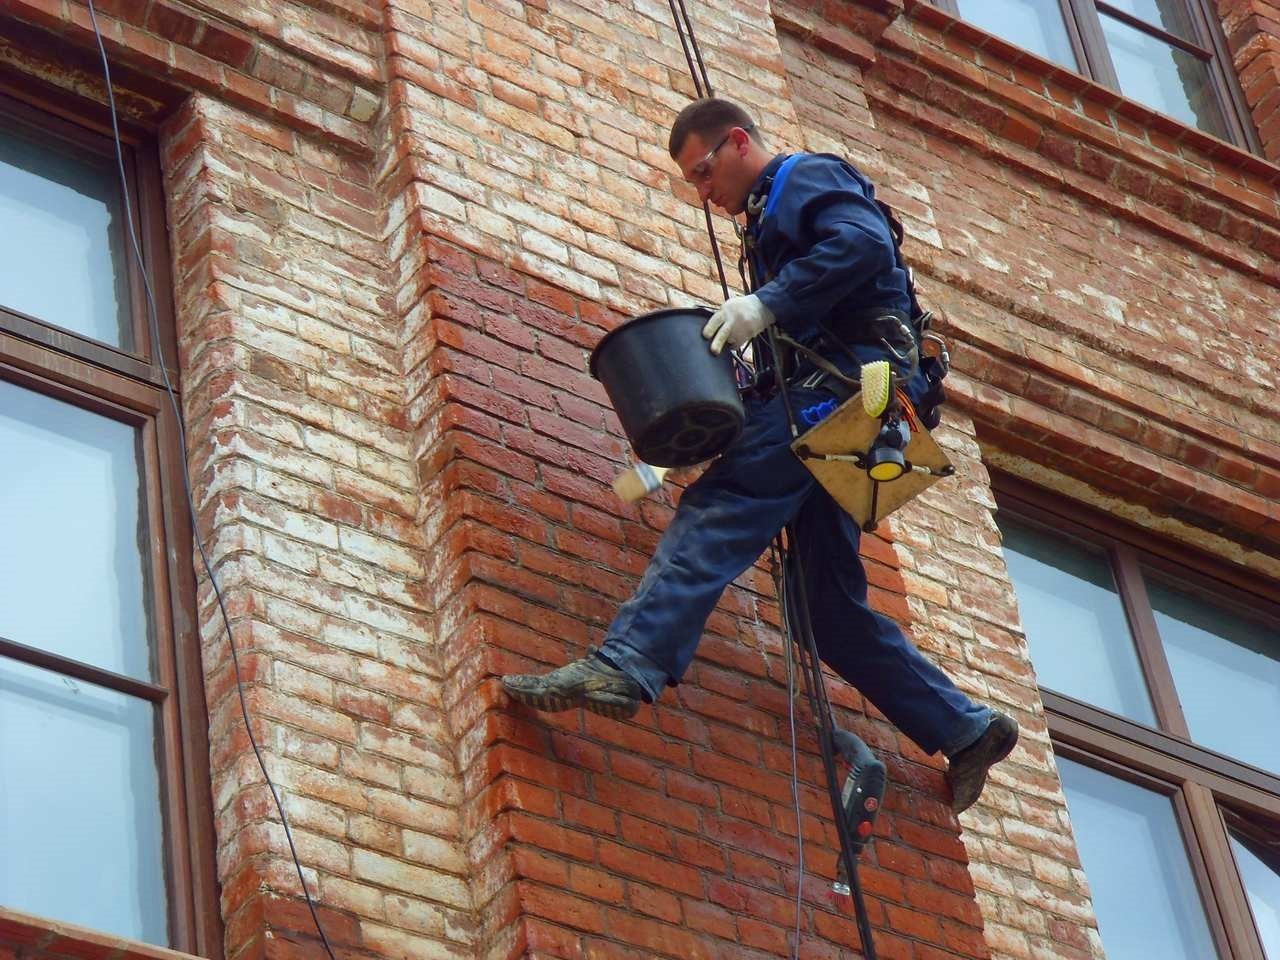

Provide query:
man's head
left=669, top=98, right=771, bottom=216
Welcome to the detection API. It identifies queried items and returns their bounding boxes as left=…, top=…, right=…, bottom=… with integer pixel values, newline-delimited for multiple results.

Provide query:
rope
left=665, top=0, right=732, bottom=301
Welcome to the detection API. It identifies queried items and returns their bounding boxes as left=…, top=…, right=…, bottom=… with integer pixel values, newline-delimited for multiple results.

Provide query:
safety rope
left=662, top=5, right=880, bottom=959
left=666, top=0, right=733, bottom=302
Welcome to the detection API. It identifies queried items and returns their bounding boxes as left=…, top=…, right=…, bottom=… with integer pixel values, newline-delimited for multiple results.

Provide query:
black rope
left=666, top=0, right=733, bottom=301
left=783, top=535, right=879, bottom=960
left=703, top=207, right=732, bottom=301
left=667, top=0, right=708, bottom=96
left=674, top=0, right=715, bottom=96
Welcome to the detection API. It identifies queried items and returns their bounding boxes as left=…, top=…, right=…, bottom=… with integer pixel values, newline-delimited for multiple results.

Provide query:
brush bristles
left=612, top=462, right=670, bottom=502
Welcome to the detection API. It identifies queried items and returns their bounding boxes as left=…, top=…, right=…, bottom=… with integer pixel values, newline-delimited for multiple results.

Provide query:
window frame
left=0, top=90, right=221, bottom=956
left=995, top=474, right=1280, bottom=960
left=931, top=0, right=1261, bottom=152
left=0, top=91, right=180, bottom=386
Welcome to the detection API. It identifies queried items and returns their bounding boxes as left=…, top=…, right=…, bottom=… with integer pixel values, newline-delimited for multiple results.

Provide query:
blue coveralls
left=599, top=153, right=992, bottom=757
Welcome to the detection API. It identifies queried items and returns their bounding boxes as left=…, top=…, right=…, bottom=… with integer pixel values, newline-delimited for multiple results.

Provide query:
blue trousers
left=599, top=364, right=991, bottom=757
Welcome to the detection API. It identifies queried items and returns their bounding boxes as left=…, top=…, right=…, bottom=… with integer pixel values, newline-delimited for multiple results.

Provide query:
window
left=933, top=0, right=1256, bottom=147
left=0, top=94, right=219, bottom=953
left=995, top=480, right=1280, bottom=959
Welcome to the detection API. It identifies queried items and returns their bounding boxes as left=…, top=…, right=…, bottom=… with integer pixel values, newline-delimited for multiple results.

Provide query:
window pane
left=1100, top=14, right=1230, bottom=139
left=0, top=119, right=134, bottom=349
left=1146, top=576, right=1280, bottom=775
left=1058, top=756, right=1220, bottom=960
left=1229, top=830, right=1280, bottom=959
left=1104, top=0, right=1197, bottom=43
left=0, top=379, right=154, bottom=679
left=955, top=0, right=1078, bottom=70
left=999, top=518, right=1156, bottom=724
left=0, top=655, right=168, bottom=945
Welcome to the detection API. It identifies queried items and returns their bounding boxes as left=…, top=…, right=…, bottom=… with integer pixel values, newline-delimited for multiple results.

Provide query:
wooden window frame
left=931, top=0, right=1261, bottom=152
left=0, top=90, right=221, bottom=956
left=0, top=91, right=180, bottom=386
left=994, top=474, right=1280, bottom=960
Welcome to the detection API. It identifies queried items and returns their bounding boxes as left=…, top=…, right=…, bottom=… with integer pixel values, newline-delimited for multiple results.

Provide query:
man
left=502, top=98, right=1017, bottom=813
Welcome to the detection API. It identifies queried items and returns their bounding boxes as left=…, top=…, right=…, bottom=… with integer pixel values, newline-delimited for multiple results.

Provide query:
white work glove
left=702, top=293, right=775, bottom=355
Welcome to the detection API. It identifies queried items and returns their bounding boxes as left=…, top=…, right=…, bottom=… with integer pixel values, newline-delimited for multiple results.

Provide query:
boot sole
left=948, top=715, right=1019, bottom=812
left=504, top=685, right=640, bottom=721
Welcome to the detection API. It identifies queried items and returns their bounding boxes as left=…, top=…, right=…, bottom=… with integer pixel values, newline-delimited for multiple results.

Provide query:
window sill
left=899, top=0, right=1279, bottom=192
left=0, top=907, right=205, bottom=960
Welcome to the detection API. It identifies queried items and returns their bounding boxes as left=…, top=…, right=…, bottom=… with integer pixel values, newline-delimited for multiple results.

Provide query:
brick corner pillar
left=1217, top=0, right=1280, bottom=160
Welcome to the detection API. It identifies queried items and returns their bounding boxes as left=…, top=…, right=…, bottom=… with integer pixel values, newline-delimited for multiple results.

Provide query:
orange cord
left=896, top=389, right=921, bottom=433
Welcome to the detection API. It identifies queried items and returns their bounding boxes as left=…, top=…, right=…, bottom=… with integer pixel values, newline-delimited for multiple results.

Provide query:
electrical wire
left=84, top=3, right=338, bottom=956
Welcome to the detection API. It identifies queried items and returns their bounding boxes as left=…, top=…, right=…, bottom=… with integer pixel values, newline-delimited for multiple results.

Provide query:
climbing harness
left=743, top=153, right=956, bottom=531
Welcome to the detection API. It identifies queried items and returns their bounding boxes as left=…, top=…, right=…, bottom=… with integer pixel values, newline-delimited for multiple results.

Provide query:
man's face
left=675, top=128, right=752, bottom=216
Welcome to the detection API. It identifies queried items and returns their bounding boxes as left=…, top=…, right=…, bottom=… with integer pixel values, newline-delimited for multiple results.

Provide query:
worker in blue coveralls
left=502, top=98, right=1018, bottom=812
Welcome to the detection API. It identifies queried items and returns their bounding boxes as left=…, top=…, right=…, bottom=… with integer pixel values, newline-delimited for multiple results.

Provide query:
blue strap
left=749, top=153, right=807, bottom=283
left=761, top=153, right=805, bottom=221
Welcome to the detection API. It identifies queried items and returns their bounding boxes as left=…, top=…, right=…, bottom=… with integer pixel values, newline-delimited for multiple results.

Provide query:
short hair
left=668, top=97, right=761, bottom=158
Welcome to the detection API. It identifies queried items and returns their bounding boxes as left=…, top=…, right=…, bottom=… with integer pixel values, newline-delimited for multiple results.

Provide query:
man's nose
left=696, top=180, right=712, bottom=202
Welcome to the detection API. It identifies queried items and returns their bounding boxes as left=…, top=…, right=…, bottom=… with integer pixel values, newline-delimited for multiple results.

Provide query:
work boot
left=945, top=712, right=1019, bottom=813
left=501, top=648, right=644, bottom=720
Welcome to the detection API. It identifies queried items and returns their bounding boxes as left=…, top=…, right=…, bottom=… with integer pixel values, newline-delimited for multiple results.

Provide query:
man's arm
left=752, top=157, right=898, bottom=329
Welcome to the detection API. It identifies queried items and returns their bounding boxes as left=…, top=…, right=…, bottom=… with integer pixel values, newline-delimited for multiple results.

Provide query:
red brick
left=518, top=881, right=608, bottom=934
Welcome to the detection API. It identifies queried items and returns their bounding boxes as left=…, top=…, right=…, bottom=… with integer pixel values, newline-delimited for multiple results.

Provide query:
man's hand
left=702, top=294, right=775, bottom=355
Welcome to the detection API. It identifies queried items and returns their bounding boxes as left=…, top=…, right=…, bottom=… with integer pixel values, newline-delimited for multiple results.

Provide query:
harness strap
left=773, top=330, right=859, bottom=388
left=748, top=153, right=806, bottom=282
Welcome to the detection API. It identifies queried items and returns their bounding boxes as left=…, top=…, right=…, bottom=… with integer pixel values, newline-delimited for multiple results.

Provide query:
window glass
left=0, top=119, right=134, bottom=349
left=955, top=0, right=1079, bottom=69
left=1146, top=576, right=1280, bottom=775
left=1104, top=0, right=1197, bottom=42
left=1000, top=518, right=1156, bottom=723
left=1058, top=756, right=1220, bottom=959
left=1100, top=13, right=1230, bottom=139
left=0, top=379, right=154, bottom=680
left=0, top=656, right=168, bottom=944
left=1228, top=829, right=1280, bottom=958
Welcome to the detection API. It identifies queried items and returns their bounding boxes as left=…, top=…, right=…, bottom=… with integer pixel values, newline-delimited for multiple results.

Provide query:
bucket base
left=590, top=306, right=745, bottom=468
left=635, top=401, right=743, bottom=468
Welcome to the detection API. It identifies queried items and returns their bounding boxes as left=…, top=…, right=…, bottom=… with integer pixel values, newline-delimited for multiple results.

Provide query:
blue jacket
left=746, top=153, right=911, bottom=348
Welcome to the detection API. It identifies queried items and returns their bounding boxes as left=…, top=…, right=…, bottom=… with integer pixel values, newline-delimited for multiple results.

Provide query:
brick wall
left=2, top=1, right=1278, bottom=959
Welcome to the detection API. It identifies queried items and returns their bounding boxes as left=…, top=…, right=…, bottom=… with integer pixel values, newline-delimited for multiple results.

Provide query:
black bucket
left=589, top=306, right=745, bottom=467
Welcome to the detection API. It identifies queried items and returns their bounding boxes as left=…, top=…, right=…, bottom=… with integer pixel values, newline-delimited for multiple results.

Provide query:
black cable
left=660, top=2, right=879, bottom=952
left=84, top=4, right=338, bottom=957
left=703, top=206, right=732, bottom=301
left=769, top=543, right=806, bottom=960
left=783, top=536, right=879, bottom=960
left=667, top=0, right=707, bottom=97
left=665, top=0, right=733, bottom=301
left=674, top=0, right=714, bottom=96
